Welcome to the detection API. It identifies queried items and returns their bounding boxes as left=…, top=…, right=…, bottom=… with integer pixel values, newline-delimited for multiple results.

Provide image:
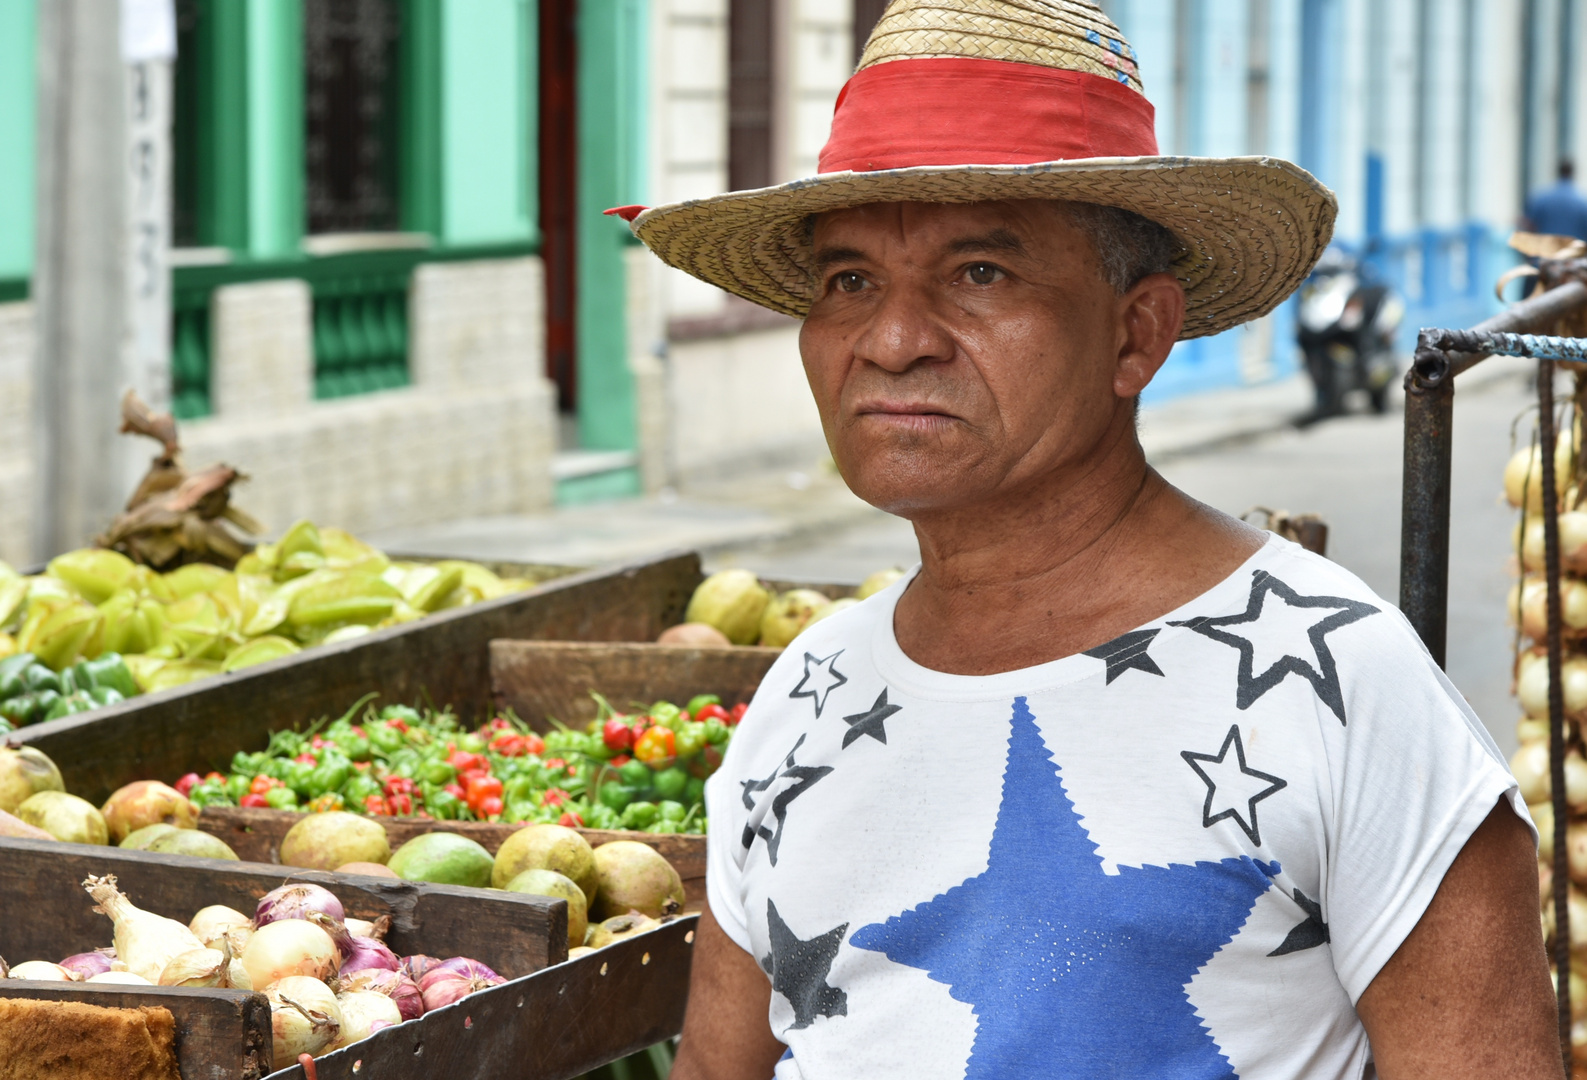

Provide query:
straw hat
left=616, top=0, right=1336, bottom=340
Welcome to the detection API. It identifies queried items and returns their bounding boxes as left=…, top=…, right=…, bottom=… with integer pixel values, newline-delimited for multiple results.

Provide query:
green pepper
left=684, top=777, right=706, bottom=806
left=225, top=773, right=252, bottom=801
left=387, top=748, right=420, bottom=779
left=84, top=654, right=137, bottom=699
left=264, top=786, right=299, bottom=810
left=381, top=704, right=422, bottom=724
left=341, top=772, right=381, bottom=805
left=231, top=751, right=267, bottom=777
left=420, top=759, right=457, bottom=786
left=685, top=694, right=720, bottom=716
left=285, top=761, right=316, bottom=797
left=621, top=801, right=660, bottom=829
left=267, top=729, right=306, bottom=758
left=262, top=757, right=291, bottom=782
left=369, top=724, right=406, bottom=755
left=650, top=702, right=682, bottom=729
left=87, top=686, right=125, bottom=707
left=189, top=781, right=232, bottom=808
left=0, top=653, right=36, bottom=687
left=428, top=788, right=466, bottom=820
left=657, top=799, right=688, bottom=823
left=44, top=691, right=95, bottom=722
left=702, top=717, right=731, bottom=745
left=0, top=692, right=38, bottom=726
left=673, top=722, right=707, bottom=760
left=618, top=758, right=651, bottom=788
left=309, top=752, right=351, bottom=797
left=653, top=767, right=689, bottom=800
left=330, top=727, right=371, bottom=762
left=457, top=731, right=487, bottom=755
left=22, top=664, right=62, bottom=695
left=650, top=820, right=680, bottom=834
left=599, top=782, right=636, bottom=812
left=0, top=670, right=24, bottom=702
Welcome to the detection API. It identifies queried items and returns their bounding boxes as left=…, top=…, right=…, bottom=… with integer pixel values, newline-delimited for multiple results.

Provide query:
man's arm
left=671, top=902, right=786, bottom=1080
left=1357, top=798, right=1563, bottom=1079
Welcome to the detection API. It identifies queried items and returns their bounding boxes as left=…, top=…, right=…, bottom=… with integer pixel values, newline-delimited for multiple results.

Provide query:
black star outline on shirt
left=1181, top=723, right=1287, bottom=846
left=740, top=733, right=833, bottom=866
left=1082, top=628, right=1165, bottom=684
left=1269, top=887, right=1330, bottom=956
left=840, top=689, right=901, bottom=749
left=760, top=899, right=849, bottom=1032
left=1168, top=569, right=1379, bottom=724
left=789, top=650, right=848, bottom=718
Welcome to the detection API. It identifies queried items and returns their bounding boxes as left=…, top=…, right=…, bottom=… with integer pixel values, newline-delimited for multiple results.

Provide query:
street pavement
left=708, top=362, right=1539, bottom=759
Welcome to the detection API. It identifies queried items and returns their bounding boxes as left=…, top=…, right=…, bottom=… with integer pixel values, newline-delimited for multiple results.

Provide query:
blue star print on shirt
left=850, top=698, right=1275, bottom=1079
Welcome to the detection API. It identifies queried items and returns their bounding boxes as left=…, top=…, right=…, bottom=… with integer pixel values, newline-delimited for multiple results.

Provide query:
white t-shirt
left=704, top=536, right=1526, bottom=1080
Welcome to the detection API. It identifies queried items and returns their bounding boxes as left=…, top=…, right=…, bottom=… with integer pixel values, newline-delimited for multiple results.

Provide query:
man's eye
left=833, top=271, right=868, bottom=293
left=965, top=263, right=1004, bottom=285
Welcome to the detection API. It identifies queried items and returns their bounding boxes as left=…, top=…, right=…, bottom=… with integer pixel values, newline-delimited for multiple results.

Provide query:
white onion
left=1517, top=655, right=1587, bottom=718
left=82, top=875, right=204, bottom=984
left=189, top=905, right=252, bottom=950
left=88, top=971, right=152, bottom=985
left=1514, top=743, right=1552, bottom=804
left=1517, top=575, right=1587, bottom=639
left=1506, top=440, right=1573, bottom=510
left=8, top=961, right=73, bottom=981
left=266, top=976, right=343, bottom=1069
left=159, top=947, right=226, bottom=988
left=1536, top=802, right=1557, bottom=862
left=334, top=990, right=402, bottom=1048
left=1519, top=716, right=1551, bottom=744
left=1569, top=753, right=1587, bottom=810
left=242, top=918, right=338, bottom=990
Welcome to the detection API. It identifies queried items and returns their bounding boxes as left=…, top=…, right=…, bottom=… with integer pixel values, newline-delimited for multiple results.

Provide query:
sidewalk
left=362, top=373, right=1333, bottom=569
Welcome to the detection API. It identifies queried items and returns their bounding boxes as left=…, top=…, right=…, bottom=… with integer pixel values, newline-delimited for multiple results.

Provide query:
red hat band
left=818, top=57, right=1159, bottom=176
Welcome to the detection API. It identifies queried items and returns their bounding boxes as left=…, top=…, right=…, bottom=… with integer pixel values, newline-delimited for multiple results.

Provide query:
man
left=615, top=2, right=1557, bottom=1077
left=1525, top=160, right=1587, bottom=241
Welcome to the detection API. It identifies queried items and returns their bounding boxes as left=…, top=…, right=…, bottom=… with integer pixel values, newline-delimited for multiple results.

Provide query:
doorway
left=539, top=0, right=578, bottom=420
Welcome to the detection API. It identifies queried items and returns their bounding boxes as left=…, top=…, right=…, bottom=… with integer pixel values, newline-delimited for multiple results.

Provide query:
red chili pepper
left=444, top=782, right=466, bottom=800
left=447, top=750, right=486, bottom=772
left=729, top=703, right=749, bottom=725
left=602, top=717, right=635, bottom=752
left=609, top=755, right=632, bottom=768
left=544, top=757, right=567, bottom=771
left=363, top=794, right=390, bottom=815
left=490, top=733, right=529, bottom=757
left=294, top=752, right=317, bottom=765
left=250, top=775, right=282, bottom=795
left=479, top=795, right=503, bottom=819
left=466, top=775, right=504, bottom=811
left=695, top=703, right=731, bottom=724
left=523, top=733, right=546, bottom=755
left=174, top=772, right=201, bottom=797
left=488, top=717, right=512, bottom=731
left=383, top=776, right=416, bottom=797
left=387, top=792, right=413, bottom=816
left=311, top=736, right=328, bottom=749
left=385, top=718, right=409, bottom=733
left=558, top=811, right=584, bottom=828
left=240, top=793, right=268, bottom=808
left=351, top=725, right=366, bottom=737
left=634, top=726, right=677, bottom=769
left=542, top=788, right=570, bottom=808
left=204, top=771, right=225, bottom=784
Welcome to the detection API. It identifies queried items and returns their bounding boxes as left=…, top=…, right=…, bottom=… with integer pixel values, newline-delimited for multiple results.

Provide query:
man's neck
left=892, top=415, right=1265, bottom=676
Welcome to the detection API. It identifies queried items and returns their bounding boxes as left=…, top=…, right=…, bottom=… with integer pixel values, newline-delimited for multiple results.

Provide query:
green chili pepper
left=618, top=759, right=651, bottom=788
left=44, top=691, right=95, bottom=722
left=330, top=727, right=372, bottom=762
left=428, top=789, right=465, bottom=820
left=369, top=724, right=405, bottom=755
left=657, top=799, right=688, bottom=823
left=264, top=786, right=299, bottom=810
left=341, top=773, right=381, bottom=804
left=621, top=801, right=660, bottom=829
left=0, top=653, right=36, bottom=687
left=381, top=704, right=422, bottom=724
left=420, top=759, right=457, bottom=786
left=309, top=752, right=351, bottom=797
left=457, top=732, right=487, bottom=755
left=585, top=804, right=620, bottom=830
left=285, top=761, right=316, bottom=796
left=84, top=654, right=137, bottom=699
left=22, top=664, right=62, bottom=695
left=650, top=820, right=680, bottom=834
left=599, top=782, right=635, bottom=812
left=87, top=686, right=125, bottom=707
left=231, top=751, right=267, bottom=777
left=684, top=777, right=706, bottom=806
left=685, top=694, right=720, bottom=716
left=702, top=718, right=731, bottom=745
left=673, top=722, right=707, bottom=760
left=650, top=702, right=682, bottom=729
left=226, top=773, right=252, bottom=801
left=189, top=781, right=232, bottom=808
left=653, top=767, right=689, bottom=800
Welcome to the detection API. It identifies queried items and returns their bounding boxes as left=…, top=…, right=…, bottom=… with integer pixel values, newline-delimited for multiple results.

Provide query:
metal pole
left=1400, top=380, right=1454, bottom=666
left=1541, top=358, right=1574, bottom=1074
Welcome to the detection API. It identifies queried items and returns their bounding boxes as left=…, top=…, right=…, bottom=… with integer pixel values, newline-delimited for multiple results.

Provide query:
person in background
left=1524, top=159, right=1587, bottom=240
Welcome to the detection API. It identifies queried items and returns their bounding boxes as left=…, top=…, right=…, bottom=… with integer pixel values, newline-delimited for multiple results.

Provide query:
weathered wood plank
left=489, top=640, right=781, bottom=732
left=263, top=916, right=699, bottom=1080
left=8, top=553, right=705, bottom=804
left=198, top=807, right=708, bottom=909
left=0, top=837, right=566, bottom=981
left=0, top=983, right=271, bottom=1080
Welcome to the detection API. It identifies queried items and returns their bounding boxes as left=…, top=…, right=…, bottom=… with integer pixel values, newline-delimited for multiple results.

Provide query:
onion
left=9, top=961, right=74, bottom=981
left=88, top=971, right=152, bottom=985
left=419, top=958, right=505, bottom=1011
left=334, top=990, right=403, bottom=1048
left=1570, top=752, right=1587, bottom=811
left=340, top=967, right=424, bottom=1021
left=1514, top=742, right=1552, bottom=804
left=266, top=976, right=343, bottom=1070
left=1519, top=654, right=1587, bottom=717
left=241, top=918, right=338, bottom=989
left=1570, top=823, right=1587, bottom=885
left=1516, top=575, right=1587, bottom=639
left=189, top=905, right=252, bottom=949
left=255, top=883, right=345, bottom=927
left=82, top=875, right=204, bottom=984
left=1506, top=440, right=1573, bottom=510
left=400, top=955, right=442, bottom=983
left=345, top=916, right=390, bottom=941
left=159, top=947, right=227, bottom=988
left=307, top=911, right=399, bottom=976
left=1536, top=801, right=1557, bottom=861
left=58, top=952, right=113, bottom=979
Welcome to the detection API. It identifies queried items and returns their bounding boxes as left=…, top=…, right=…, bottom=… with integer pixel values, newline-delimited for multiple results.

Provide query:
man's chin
left=837, top=451, right=993, bottom=518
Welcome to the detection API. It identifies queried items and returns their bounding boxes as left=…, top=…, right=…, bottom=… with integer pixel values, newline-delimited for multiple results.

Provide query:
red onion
left=255, top=883, right=344, bottom=927
left=400, top=954, right=442, bottom=983
left=340, top=967, right=424, bottom=1021
left=419, top=959, right=505, bottom=1011
left=307, top=912, right=399, bottom=976
left=58, top=952, right=113, bottom=979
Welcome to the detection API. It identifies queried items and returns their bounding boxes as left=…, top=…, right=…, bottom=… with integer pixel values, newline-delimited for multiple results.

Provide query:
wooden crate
left=489, top=640, right=782, bottom=732
left=7, top=553, right=707, bottom=805
left=0, top=835, right=568, bottom=1079
left=197, top=806, right=709, bottom=909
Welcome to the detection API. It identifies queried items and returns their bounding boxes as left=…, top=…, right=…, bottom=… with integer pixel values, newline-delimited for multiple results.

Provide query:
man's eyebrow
left=811, top=246, right=869, bottom=276
left=945, top=228, right=1026, bottom=256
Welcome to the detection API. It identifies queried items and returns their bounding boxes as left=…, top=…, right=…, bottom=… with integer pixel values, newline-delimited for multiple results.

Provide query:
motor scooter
left=1296, top=248, right=1404, bottom=418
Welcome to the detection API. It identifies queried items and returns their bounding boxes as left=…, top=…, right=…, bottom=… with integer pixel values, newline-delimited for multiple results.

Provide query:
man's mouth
left=852, top=402, right=959, bottom=433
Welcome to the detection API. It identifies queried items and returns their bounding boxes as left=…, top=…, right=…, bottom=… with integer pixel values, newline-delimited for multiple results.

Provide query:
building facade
left=0, top=0, right=1577, bottom=565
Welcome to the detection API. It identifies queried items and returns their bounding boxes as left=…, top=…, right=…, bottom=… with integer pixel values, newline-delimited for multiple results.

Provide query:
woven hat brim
left=632, top=157, right=1338, bottom=340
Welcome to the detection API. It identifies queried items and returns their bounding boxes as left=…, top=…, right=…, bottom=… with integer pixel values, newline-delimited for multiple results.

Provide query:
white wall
left=784, top=0, right=851, bottom=181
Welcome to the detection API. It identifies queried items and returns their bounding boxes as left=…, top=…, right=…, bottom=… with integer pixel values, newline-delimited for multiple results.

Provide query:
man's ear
left=1113, top=273, right=1187, bottom=399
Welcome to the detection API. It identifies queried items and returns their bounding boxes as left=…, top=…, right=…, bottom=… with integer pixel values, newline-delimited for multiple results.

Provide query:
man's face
left=799, top=200, right=1158, bottom=517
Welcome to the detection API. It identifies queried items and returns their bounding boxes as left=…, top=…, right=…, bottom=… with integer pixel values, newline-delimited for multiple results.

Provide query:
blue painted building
left=1104, top=0, right=1561, bottom=404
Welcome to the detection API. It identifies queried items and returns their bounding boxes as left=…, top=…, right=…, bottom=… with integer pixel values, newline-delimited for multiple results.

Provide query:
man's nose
left=851, top=279, right=955, bottom=373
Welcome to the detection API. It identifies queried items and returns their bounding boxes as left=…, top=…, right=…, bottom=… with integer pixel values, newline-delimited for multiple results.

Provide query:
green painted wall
left=0, top=0, right=37, bottom=280
left=575, top=0, right=646, bottom=454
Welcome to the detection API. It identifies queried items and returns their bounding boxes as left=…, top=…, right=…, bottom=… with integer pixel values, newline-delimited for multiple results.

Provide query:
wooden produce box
left=0, top=835, right=567, bottom=1079
left=6, top=552, right=708, bottom=805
